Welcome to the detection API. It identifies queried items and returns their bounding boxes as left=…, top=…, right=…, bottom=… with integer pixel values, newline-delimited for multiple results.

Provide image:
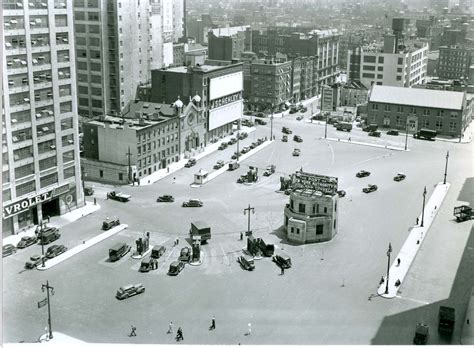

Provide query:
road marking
left=395, top=295, right=430, bottom=305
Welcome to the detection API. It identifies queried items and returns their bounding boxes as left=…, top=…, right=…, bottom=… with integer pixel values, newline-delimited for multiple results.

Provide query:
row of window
left=289, top=200, right=335, bottom=214
left=371, top=103, right=458, bottom=118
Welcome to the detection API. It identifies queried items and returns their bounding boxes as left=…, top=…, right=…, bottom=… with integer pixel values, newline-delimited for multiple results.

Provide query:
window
left=323, top=207, right=328, bottom=213
left=298, top=203, right=305, bottom=213
left=397, top=67, right=403, bottom=73
left=99, top=170, right=103, bottom=178
left=377, top=74, right=383, bottom=79
left=119, top=173, right=123, bottom=181
left=40, top=173, right=58, bottom=188
left=63, top=167, right=75, bottom=179
left=291, top=227, right=294, bottom=234
left=398, top=58, right=403, bottom=64
left=437, top=110, right=444, bottom=117
left=396, top=76, right=402, bottom=81
left=372, top=103, right=378, bottom=110
left=316, top=225, right=323, bottom=235
left=449, top=121, right=456, bottom=132
left=377, top=66, right=384, bottom=71
left=296, top=228, right=300, bottom=235
left=435, top=120, right=443, bottom=130
left=363, top=56, right=376, bottom=63
left=362, top=73, right=375, bottom=78
left=363, top=65, right=375, bottom=71
left=384, top=105, right=391, bottom=111
left=397, top=106, right=403, bottom=113
left=423, top=109, right=430, bottom=116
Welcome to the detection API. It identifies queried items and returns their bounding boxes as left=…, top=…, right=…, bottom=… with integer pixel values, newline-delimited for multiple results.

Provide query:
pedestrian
left=240, top=232, right=243, bottom=240
left=416, top=217, right=419, bottom=225
left=137, top=179, right=140, bottom=186
left=434, top=205, right=437, bottom=210
left=348, top=137, right=351, bottom=142
left=247, top=322, right=251, bottom=336
left=168, top=321, right=174, bottom=334
left=130, top=326, right=137, bottom=337
left=94, top=197, right=97, bottom=205
left=379, top=276, right=384, bottom=285
left=176, top=327, right=183, bottom=341
left=210, top=316, right=216, bottom=330
left=397, top=258, right=401, bottom=266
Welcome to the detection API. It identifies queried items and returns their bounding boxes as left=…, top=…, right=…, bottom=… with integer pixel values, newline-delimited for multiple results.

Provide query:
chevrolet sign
left=3, top=191, right=53, bottom=219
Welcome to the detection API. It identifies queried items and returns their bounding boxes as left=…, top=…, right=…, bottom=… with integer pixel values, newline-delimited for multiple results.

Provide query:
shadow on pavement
left=371, top=225, right=474, bottom=345
left=457, top=177, right=473, bottom=206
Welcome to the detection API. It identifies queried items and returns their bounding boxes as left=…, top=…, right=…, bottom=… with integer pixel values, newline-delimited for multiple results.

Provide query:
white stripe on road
left=395, top=295, right=430, bottom=305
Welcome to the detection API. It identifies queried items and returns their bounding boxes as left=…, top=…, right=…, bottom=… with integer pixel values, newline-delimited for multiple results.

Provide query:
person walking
left=397, top=258, right=401, bottom=266
left=210, top=316, right=216, bottom=330
left=130, top=326, right=137, bottom=337
left=176, top=327, right=183, bottom=341
left=247, top=322, right=252, bottom=336
left=168, top=321, right=174, bottom=334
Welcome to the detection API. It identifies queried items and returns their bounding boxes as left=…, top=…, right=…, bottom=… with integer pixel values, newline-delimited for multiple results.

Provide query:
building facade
left=73, top=0, right=184, bottom=118
left=437, top=45, right=473, bottom=80
left=2, top=0, right=84, bottom=236
left=368, top=85, right=468, bottom=138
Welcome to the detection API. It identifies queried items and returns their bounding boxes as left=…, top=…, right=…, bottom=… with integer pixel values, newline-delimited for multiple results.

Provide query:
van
left=108, top=242, right=131, bottom=262
left=272, top=252, right=292, bottom=269
left=238, top=255, right=255, bottom=271
left=139, top=256, right=158, bottom=272
left=151, top=245, right=166, bottom=259
left=38, top=227, right=61, bottom=245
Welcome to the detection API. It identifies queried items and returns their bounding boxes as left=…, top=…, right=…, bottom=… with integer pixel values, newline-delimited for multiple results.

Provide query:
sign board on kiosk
left=290, top=171, right=338, bottom=195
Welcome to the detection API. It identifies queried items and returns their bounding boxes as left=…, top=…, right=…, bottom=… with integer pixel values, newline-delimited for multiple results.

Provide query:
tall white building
left=74, top=0, right=185, bottom=118
left=2, top=0, right=84, bottom=236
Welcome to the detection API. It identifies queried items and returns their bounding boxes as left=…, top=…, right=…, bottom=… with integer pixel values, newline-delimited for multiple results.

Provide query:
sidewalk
left=320, top=137, right=407, bottom=152
left=377, top=183, right=450, bottom=298
left=3, top=201, right=101, bottom=246
left=436, top=120, right=473, bottom=144
left=36, top=331, right=86, bottom=344
left=37, top=224, right=128, bottom=270
left=136, top=125, right=256, bottom=186
left=461, top=287, right=474, bottom=345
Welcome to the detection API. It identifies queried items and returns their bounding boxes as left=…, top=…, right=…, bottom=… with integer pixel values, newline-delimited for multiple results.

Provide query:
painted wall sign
left=3, top=191, right=53, bottom=219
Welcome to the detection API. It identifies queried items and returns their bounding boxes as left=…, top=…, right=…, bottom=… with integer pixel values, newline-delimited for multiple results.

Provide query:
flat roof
left=165, top=65, right=224, bottom=73
left=369, top=85, right=464, bottom=111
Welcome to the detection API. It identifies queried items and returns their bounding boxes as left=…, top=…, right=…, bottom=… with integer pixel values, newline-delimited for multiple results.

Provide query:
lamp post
left=243, top=204, right=255, bottom=236
left=40, top=223, right=45, bottom=267
left=41, top=281, right=55, bottom=339
left=443, top=151, right=449, bottom=185
left=404, top=121, right=409, bottom=151
left=421, top=186, right=427, bottom=227
left=385, top=243, right=392, bottom=294
left=270, top=104, right=274, bottom=140
left=324, top=112, right=328, bottom=139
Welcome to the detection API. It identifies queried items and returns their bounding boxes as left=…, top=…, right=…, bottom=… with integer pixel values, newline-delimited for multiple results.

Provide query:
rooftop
left=164, top=64, right=228, bottom=74
left=209, top=25, right=249, bottom=37
left=369, top=85, right=465, bottom=110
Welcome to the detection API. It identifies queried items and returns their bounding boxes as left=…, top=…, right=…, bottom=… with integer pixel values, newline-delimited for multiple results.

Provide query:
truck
left=228, top=161, right=240, bottom=171
left=107, top=191, right=131, bottom=202
left=189, top=221, right=211, bottom=244
left=438, top=306, right=455, bottom=334
left=362, top=123, right=378, bottom=132
left=413, top=323, right=429, bottom=345
left=414, top=129, right=437, bottom=141
left=336, top=122, right=353, bottom=132
left=453, top=205, right=472, bottom=222
left=109, top=242, right=131, bottom=262
left=256, top=238, right=275, bottom=257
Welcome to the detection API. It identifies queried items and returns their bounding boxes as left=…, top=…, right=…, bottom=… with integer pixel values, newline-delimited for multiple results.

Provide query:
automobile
left=231, top=152, right=240, bottom=160
left=242, top=119, right=254, bottom=127
left=238, top=255, right=255, bottom=271
left=25, top=254, right=45, bottom=269
left=414, top=323, right=429, bottom=345
left=300, top=107, right=308, bottom=113
left=282, top=135, right=288, bottom=142
left=272, top=252, right=292, bottom=269
left=292, top=148, right=301, bottom=156
left=229, top=137, right=237, bottom=144
left=387, top=129, right=399, bottom=136
left=227, top=140, right=233, bottom=146
left=256, top=112, right=265, bottom=118
left=157, top=195, right=175, bottom=202
left=249, top=143, right=256, bottom=149
left=296, top=115, right=303, bottom=121
left=184, top=158, right=197, bottom=168
left=393, top=173, right=406, bottom=181
left=368, top=131, right=381, bottom=137
left=17, top=235, right=38, bottom=249
left=256, top=138, right=265, bottom=145
left=84, top=186, right=94, bottom=196
left=182, top=199, right=203, bottom=207
left=102, top=218, right=120, bottom=230
left=107, top=191, right=131, bottom=202
left=293, top=135, right=303, bottom=142
left=337, top=190, right=346, bottom=198
left=241, top=146, right=250, bottom=154
left=2, top=244, right=17, bottom=258
left=168, top=261, right=185, bottom=275
left=213, top=160, right=225, bottom=170
left=178, top=247, right=191, bottom=262
left=116, top=283, right=145, bottom=300
left=282, top=127, right=292, bottom=134
left=239, top=132, right=248, bottom=139
left=37, top=226, right=61, bottom=245
left=218, top=143, right=228, bottom=150
left=45, top=244, right=67, bottom=259
left=263, top=165, right=276, bottom=177
left=356, top=170, right=371, bottom=178
left=255, top=119, right=267, bottom=125
left=362, top=184, right=378, bottom=193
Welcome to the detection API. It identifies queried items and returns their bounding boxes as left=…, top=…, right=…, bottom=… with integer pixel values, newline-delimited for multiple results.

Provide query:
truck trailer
left=414, top=129, right=437, bottom=141
left=189, top=221, right=211, bottom=243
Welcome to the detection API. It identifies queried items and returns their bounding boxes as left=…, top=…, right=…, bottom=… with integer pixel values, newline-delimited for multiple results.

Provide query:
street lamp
left=324, top=112, right=329, bottom=139
left=443, top=151, right=449, bottom=185
left=40, top=222, right=46, bottom=268
left=404, top=121, right=409, bottom=151
left=421, top=186, right=427, bottom=227
left=385, top=243, right=392, bottom=294
left=270, top=104, right=274, bottom=141
left=41, top=280, right=55, bottom=339
left=243, top=204, right=255, bottom=236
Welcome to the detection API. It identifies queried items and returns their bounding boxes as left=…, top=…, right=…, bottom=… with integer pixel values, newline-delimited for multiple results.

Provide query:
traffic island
left=37, top=224, right=128, bottom=270
left=131, top=246, right=152, bottom=259
left=320, top=137, right=407, bottom=151
left=38, top=331, right=85, bottom=344
left=377, top=183, right=450, bottom=298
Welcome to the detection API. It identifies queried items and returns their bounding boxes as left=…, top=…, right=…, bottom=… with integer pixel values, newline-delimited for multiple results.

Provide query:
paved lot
left=3, top=113, right=472, bottom=344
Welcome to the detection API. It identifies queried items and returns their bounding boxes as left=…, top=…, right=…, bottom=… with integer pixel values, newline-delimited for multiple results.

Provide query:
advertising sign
left=290, top=171, right=338, bottom=195
left=3, top=191, right=53, bottom=219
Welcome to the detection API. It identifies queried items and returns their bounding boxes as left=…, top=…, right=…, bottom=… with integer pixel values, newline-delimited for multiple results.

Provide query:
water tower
left=392, top=18, right=408, bottom=53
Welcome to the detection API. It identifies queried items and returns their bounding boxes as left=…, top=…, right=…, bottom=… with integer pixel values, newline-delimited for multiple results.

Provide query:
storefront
left=2, top=183, right=80, bottom=237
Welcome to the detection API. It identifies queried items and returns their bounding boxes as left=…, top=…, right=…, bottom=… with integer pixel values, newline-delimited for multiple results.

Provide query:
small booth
left=194, top=169, right=209, bottom=185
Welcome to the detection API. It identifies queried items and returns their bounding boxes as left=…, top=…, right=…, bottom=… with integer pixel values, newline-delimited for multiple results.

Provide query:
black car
left=25, top=255, right=45, bottom=269
left=293, top=135, right=303, bottom=142
left=255, top=119, right=267, bottom=125
left=282, top=135, right=288, bottom=142
left=2, top=244, right=17, bottom=258
left=362, top=184, right=378, bottom=193
left=356, top=170, right=371, bottom=178
left=45, top=245, right=67, bottom=259
left=218, top=143, right=227, bottom=150
left=102, top=218, right=120, bottom=230
left=337, top=190, right=346, bottom=198
left=229, top=137, right=237, bottom=144
left=387, top=129, right=399, bottom=136
left=168, top=261, right=185, bottom=275
left=184, top=158, right=197, bottom=168
left=157, top=195, right=175, bottom=202
left=393, top=173, right=406, bottom=182
left=368, top=131, right=381, bottom=137
left=17, top=235, right=38, bottom=249
left=282, top=127, right=292, bottom=134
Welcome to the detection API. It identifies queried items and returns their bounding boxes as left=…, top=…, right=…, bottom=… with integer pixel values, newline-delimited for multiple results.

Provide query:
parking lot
left=3, top=112, right=473, bottom=344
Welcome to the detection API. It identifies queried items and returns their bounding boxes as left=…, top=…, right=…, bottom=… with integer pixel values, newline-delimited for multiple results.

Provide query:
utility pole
left=404, top=121, right=409, bottom=151
left=243, top=204, right=255, bottom=236
left=40, top=223, right=45, bottom=267
left=324, top=112, right=328, bottom=139
left=421, top=186, right=427, bottom=227
left=270, top=104, right=274, bottom=140
left=384, top=243, right=392, bottom=294
left=40, top=281, right=55, bottom=339
left=443, top=151, right=449, bottom=185
left=125, top=146, right=132, bottom=183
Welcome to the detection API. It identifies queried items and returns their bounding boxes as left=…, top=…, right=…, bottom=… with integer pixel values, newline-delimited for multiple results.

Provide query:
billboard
left=208, top=100, right=242, bottom=131
left=209, top=72, right=243, bottom=101
left=290, top=171, right=338, bottom=195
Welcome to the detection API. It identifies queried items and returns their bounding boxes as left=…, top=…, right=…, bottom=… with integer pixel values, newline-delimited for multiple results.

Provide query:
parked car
left=249, top=143, right=256, bottom=149
left=84, top=186, right=94, bottom=196
left=218, top=143, right=228, bottom=150
left=182, top=199, right=203, bottom=207
left=25, top=254, right=45, bottom=269
left=293, top=135, right=303, bottom=142
left=282, top=135, right=288, bottom=142
left=255, top=119, right=267, bottom=125
left=231, top=152, right=240, bottom=160
left=387, top=129, right=399, bottom=136
left=157, top=195, right=175, bottom=202
left=102, top=218, right=120, bottom=231
left=168, top=261, right=185, bottom=275
left=272, top=252, right=292, bottom=269
left=213, top=160, right=225, bottom=169
left=107, top=191, right=131, bottom=202
left=37, top=227, right=61, bottom=245
left=292, top=148, right=301, bottom=156
left=229, top=137, right=237, bottom=144
left=2, top=244, right=17, bottom=258
left=282, top=127, right=292, bottom=134
left=393, top=173, right=406, bottom=181
left=178, top=247, right=191, bottom=262
left=362, top=184, right=378, bottom=193
left=184, top=158, right=197, bottom=168
left=356, top=170, right=371, bottom=178
left=368, top=131, right=381, bottom=137
left=296, top=115, right=303, bottom=121
left=45, top=245, right=67, bottom=259
left=300, top=107, right=308, bottom=113
left=238, top=255, right=255, bottom=271
left=337, top=190, right=346, bottom=198
left=241, top=146, right=250, bottom=154
left=17, top=235, right=37, bottom=249
left=116, top=283, right=145, bottom=300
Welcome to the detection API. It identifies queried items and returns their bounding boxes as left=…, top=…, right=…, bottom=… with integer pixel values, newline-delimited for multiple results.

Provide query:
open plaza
left=3, top=107, right=473, bottom=345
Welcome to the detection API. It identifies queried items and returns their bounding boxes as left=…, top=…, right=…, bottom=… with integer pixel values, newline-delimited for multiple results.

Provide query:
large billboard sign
left=208, top=100, right=242, bottom=130
left=209, top=72, right=243, bottom=101
left=290, top=171, right=338, bottom=195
